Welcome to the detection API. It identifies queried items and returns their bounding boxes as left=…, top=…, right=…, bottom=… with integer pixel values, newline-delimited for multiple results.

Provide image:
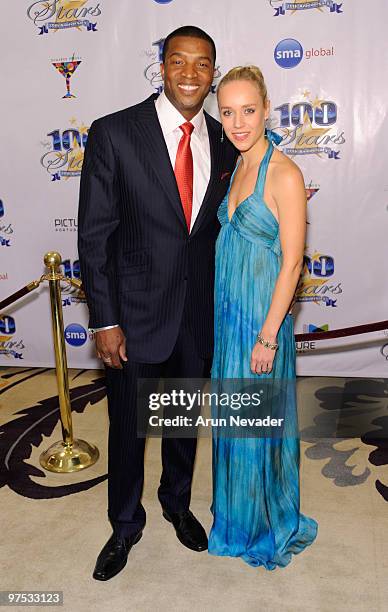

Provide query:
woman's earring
left=221, top=126, right=224, bottom=143
left=264, top=118, right=270, bottom=139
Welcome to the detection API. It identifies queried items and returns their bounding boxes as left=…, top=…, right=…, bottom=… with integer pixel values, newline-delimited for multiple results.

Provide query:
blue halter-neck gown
left=208, top=141, right=318, bottom=569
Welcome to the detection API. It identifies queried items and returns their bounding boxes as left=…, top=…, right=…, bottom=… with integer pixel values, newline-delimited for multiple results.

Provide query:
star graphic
left=302, top=89, right=311, bottom=99
left=311, top=96, right=324, bottom=110
left=69, top=117, right=77, bottom=126
left=79, top=122, right=89, bottom=136
left=310, top=250, right=325, bottom=265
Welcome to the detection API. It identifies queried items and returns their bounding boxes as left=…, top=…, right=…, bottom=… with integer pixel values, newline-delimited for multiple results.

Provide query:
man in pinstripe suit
left=78, top=26, right=237, bottom=581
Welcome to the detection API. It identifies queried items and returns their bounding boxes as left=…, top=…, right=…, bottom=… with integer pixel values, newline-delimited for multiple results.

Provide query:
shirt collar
left=155, top=90, right=206, bottom=138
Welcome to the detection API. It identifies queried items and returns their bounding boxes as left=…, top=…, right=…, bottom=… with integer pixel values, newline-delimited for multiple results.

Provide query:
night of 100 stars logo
left=270, top=91, right=346, bottom=160
left=27, top=0, right=102, bottom=35
left=297, top=249, right=342, bottom=307
left=59, top=258, right=87, bottom=309
left=0, top=199, right=14, bottom=248
left=40, top=119, right=89, bottom=181
left=0, top=316, right=25, bottom=360
left=269, top=0, right=343, bottom=17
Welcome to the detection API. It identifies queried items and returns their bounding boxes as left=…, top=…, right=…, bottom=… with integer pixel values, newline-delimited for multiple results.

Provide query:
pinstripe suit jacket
left=78, top=94, right=237, bottom=362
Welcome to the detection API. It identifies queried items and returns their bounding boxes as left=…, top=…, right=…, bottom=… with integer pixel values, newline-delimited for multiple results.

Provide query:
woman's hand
left=250, top=341, right=277, bottom=375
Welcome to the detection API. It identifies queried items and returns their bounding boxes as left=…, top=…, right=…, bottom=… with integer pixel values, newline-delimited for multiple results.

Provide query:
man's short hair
left=162, top=25, right=216, bottom=65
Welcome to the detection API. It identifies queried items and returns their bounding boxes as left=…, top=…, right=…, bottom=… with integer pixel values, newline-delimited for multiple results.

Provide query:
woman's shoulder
left=269, top=147, right=304, bottom=189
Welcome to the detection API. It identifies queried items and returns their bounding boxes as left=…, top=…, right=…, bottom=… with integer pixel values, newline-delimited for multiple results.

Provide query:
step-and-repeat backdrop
left=1, top=0, right=387, bottom=375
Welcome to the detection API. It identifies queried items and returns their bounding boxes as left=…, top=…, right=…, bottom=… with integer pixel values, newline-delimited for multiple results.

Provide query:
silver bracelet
left=256, top=333, right=278, bottom=350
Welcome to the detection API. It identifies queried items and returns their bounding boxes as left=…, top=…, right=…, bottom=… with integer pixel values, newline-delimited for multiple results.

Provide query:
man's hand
left=95, top=327, right=127, bottom=369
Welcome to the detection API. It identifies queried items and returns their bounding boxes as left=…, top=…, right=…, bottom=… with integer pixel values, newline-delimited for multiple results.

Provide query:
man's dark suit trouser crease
left=105, top=298, right=211, bottom=538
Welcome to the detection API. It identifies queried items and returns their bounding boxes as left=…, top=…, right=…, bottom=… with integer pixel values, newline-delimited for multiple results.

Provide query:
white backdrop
left=1, top=0, right=387, bottom=376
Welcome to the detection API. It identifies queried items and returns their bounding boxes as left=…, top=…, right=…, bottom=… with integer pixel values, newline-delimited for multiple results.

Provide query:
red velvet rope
left=0, top=286, right=34, bottom=311
left=2, top=286, right=387, bottom=344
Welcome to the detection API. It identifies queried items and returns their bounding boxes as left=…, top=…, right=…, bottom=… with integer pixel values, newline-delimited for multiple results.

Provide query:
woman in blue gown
left=208, top=66, right=318, bottom=569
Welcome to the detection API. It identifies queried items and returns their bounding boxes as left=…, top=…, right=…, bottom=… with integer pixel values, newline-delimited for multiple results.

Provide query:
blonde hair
left=217, top=65, right=268, bottom=104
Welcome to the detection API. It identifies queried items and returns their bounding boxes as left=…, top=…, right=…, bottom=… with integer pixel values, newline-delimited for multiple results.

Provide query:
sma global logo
left=65, top=323, right=88, bottom=347
left=274, top=39, right=303, bottom=69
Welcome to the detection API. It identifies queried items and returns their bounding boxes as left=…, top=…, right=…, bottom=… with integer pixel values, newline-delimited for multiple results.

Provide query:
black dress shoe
left=162, top=509, right=208, bottom=552
left=92, top=530, right=143, bottom=581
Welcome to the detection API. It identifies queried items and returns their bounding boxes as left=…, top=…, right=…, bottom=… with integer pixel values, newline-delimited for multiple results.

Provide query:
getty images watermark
left=137, top=378, right=297, bottom=438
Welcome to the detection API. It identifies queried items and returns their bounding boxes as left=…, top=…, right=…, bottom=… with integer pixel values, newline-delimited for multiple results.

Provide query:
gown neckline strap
left=227, top=141, right=274, bottom=222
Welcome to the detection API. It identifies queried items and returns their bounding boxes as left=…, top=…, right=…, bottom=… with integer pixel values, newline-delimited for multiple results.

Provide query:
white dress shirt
left=91, top=92, right=211, bottom=333
left=155, top=90, right=211, bottom=231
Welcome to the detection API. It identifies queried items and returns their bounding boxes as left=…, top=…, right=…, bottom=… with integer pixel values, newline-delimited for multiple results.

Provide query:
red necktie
left=174, top=122, right=194, bottom=230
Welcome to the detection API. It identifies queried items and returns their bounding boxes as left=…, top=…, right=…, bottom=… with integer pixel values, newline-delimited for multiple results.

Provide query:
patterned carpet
left=1, top=367, right=387, bottom=611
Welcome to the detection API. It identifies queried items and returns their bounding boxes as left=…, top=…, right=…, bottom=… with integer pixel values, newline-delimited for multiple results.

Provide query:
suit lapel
left=190, top=113, right=223, bottom=237
left=134, top=95, right=187, bottom=229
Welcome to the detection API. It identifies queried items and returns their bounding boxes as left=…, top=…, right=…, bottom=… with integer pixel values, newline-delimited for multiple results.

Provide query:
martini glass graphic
left=52, top=59, right=81, bottom=98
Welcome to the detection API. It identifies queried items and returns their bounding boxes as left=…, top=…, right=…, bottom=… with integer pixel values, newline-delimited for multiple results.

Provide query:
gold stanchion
left=39, top=251, right=99, bottom=473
